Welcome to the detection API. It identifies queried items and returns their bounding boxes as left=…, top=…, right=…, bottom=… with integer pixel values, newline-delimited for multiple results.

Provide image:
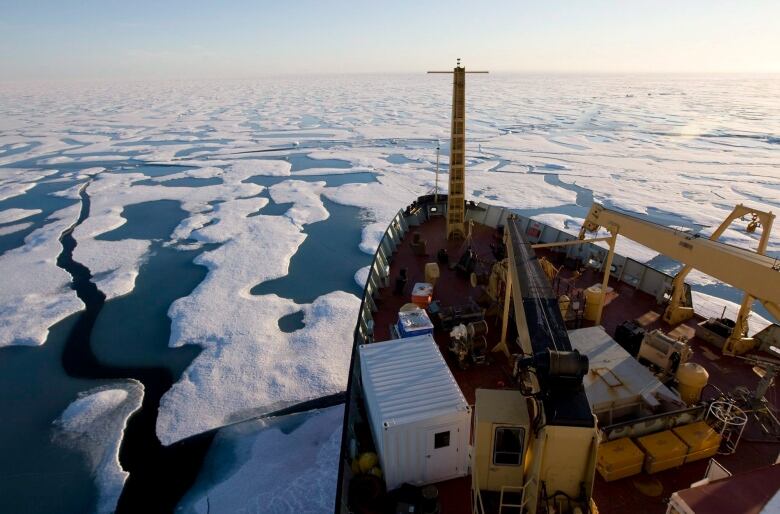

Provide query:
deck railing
left=471, top=468, right=487, bottom=514
left=353, top=208, right=410, bottom=347
left=337, top=207, right=412, bottom=513
left=468, top=202, right=676, bottom=303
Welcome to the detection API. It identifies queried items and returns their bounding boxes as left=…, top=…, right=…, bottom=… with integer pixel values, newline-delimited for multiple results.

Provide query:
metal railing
left=470, top=202, right=677, bottom=302
left=471, top=468, right=487, bottom=514
left=499, top=477, right=536, bottom=514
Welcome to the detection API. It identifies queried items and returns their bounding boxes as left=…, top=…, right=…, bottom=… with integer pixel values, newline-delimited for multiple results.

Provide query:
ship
left=334, top=62, right=780, bottom=514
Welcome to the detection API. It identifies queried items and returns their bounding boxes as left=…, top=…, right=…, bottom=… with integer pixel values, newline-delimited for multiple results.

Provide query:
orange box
left=411, top=282, right=433, bottom=308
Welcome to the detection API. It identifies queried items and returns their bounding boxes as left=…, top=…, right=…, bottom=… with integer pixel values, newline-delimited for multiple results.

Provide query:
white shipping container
left=359, top=334, right=471, bottom=491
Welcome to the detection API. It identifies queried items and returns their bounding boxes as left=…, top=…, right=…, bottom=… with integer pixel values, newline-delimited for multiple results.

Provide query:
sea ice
left=269, top=179, right=329, bottom=226
left=691, top=291, right=771, bottom=336
left=177, top=405, right=343, bottom=514
left=0, top=204, right=84, bottom=347
left=66, top=164, right=266, bottom=301
left=0, top=221, right=33, bottom=236
left=0, top=208, right=41, bottom=224
left=354, top=265, right=371, bottom=289
left=0, top=168, right=58, bottom=201
left=73, top=238, right=152, bottom=300
left=53, top=381, right=144, bottom=514
left=159, top=287, right=359, bottom=444
left=229, top=159, right=291, bottom=177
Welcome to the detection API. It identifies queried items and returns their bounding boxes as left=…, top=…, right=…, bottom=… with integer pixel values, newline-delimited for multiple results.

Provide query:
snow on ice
left=53, top=381, right=144, bottom=514
left=178, top=405, right=343, bottom=514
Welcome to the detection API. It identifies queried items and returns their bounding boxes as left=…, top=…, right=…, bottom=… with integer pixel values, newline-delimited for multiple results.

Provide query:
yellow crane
left=578, top=203, right=779, bottom=355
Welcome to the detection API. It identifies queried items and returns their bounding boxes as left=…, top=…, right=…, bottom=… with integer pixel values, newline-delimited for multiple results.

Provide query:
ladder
left=499, top=477, right=536, bottom=514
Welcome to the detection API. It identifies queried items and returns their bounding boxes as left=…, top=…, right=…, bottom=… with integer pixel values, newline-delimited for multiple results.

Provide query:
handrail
left=334, top=207, right=407, bottom=513
left=471, top=468, right=487, bottom=514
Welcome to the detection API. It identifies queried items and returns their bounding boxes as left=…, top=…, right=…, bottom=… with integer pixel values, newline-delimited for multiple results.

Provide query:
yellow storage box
left=673, top=421, right=721, bottom=463
left=597, top=437, right=645, bottom=482
left=636, top=431, right=687, bottom=474
left=424, top=262, right=440, bottom=286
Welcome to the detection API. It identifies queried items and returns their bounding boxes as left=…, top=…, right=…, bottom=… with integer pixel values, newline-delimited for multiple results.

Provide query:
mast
left=428, top=59, right=488, bottom=239
left=434, top=140, right=440, bottom=203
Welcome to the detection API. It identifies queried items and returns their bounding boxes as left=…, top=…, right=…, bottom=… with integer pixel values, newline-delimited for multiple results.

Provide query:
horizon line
left=2, top=70, right=779, bottom=84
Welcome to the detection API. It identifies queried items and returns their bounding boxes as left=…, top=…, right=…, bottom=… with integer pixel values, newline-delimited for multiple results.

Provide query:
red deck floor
left=367, top=213, right=778, bottom=514
left=540, top=250, right=780, bottom=513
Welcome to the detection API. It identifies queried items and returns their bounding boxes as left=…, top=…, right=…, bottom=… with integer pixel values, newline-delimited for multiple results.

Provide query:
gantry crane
left=578, top=203, right=779, bottom=355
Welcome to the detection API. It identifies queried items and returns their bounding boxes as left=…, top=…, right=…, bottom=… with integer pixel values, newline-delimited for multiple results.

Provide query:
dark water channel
left=54, top=188, right=214, bottom=513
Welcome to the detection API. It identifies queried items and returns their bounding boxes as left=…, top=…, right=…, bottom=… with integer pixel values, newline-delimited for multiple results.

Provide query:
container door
left=425, top=425, right=459, bottom=483
left=487, top=424, right=525, bottom=491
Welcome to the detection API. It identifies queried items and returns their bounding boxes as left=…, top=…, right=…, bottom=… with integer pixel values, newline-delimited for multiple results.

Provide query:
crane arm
left=664, top=205, right=777, bottom=325
left=579, top=204, right=780, bottom=319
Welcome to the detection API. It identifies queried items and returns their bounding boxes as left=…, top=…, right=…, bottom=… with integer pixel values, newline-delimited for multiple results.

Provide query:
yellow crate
left=673, top=421, right=721, bottom=463
left=597, top=437, right=645, bottom=482
left=636, top=431, right=687, bottom=474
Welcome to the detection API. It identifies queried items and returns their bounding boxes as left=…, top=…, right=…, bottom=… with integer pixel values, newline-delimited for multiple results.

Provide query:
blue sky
left=1, top=0, right=778, bottom=79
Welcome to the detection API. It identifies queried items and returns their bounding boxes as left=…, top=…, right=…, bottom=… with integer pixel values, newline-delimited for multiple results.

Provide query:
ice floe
left=0, top=168, right=58, bottom=201
left=0, top=207, right=41, bottom=224
left=0, top=221, right=33, bottom=236
left=73, top=238, right=152, bottom=300
left=53, top=381, right=144, bottom=514
left=229, top=159, right=291, bottom=177
left=178, top=405, right=343, bottom=514
left=159, top=288, right=358, bottom=444
left=270, top=180, right=328, bottom=226
left=354, top=265, right=371, bottom=289
left=0, top=204, right=84, bottom=347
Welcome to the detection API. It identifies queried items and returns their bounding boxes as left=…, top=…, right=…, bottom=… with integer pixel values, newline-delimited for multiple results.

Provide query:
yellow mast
left=428, top=59, right=487, bottom=239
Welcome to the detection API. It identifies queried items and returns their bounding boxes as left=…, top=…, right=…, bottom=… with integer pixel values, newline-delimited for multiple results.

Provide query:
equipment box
left=411, top=282, right=434, bottom=308
left=636, top=431, right=687, bottom=474
left=359, top=334, right=471, bottom=491
left=597, top=437, right=645, bottom=482
left=673, top=421, right=721, bottom=464
left=695, top=318, right=733, bottom=349
left=397, top=308, right=434, bottom=338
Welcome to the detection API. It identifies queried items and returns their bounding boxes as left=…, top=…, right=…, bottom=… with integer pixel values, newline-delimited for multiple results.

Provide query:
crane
left=578, top=203, right=780, bottom=355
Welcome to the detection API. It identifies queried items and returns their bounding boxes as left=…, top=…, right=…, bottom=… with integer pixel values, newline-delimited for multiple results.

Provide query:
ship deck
left=363, top=213, right=778, bottom=514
